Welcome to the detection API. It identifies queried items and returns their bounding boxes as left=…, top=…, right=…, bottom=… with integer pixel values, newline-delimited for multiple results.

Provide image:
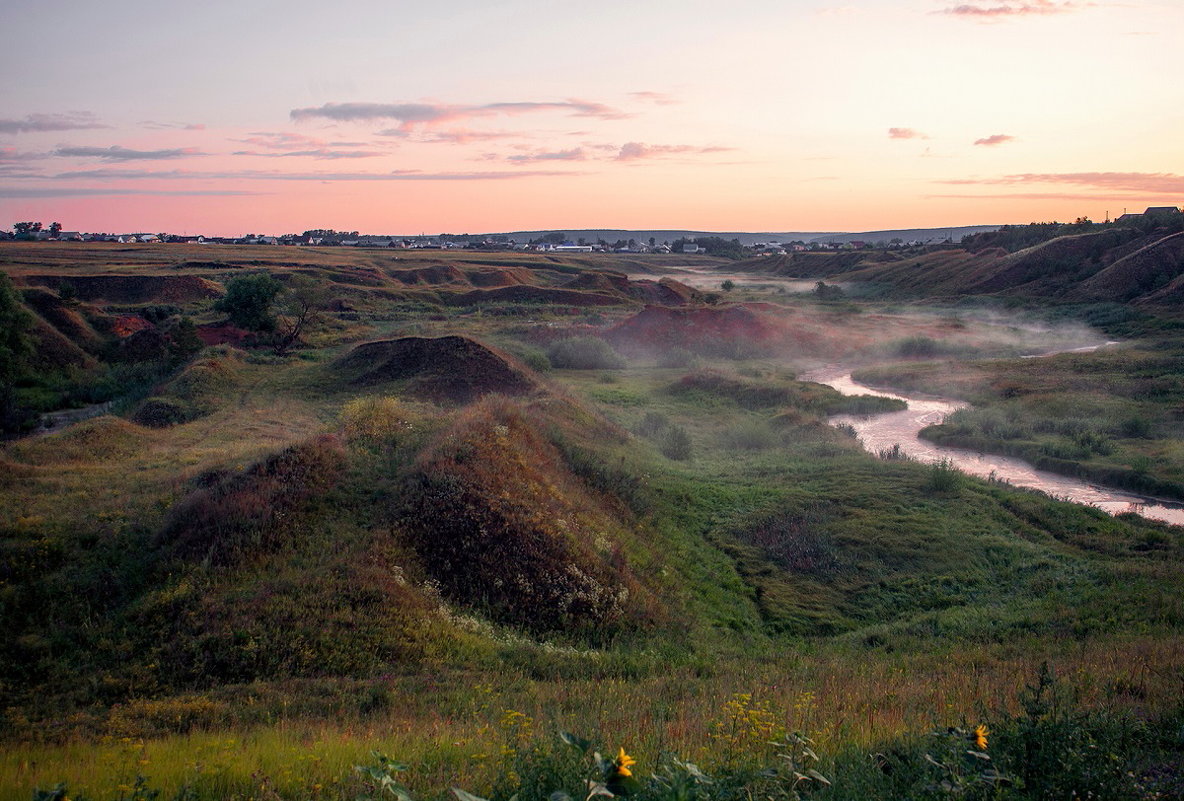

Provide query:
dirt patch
left=335, top=335, right=541, bottom=403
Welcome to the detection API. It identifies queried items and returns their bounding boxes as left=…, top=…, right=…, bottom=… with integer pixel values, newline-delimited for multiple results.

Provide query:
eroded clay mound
left=23, top=274, right=224, bottom=304
left=335, top=335, right=540, bottom=402
left=605, top=304, right=783, bottom=358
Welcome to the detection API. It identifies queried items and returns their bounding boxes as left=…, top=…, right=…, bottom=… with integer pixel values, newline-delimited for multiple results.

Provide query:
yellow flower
left=616, top=747, right=637, bottom=777
left=973, top=724, right=989, bottom=750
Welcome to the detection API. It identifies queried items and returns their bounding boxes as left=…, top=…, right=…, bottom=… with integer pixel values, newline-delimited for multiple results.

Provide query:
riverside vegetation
left=2, top=238, right=1183, bottom=800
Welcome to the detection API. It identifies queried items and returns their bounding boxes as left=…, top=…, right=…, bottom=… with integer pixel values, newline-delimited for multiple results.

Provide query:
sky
left=1, top=0, right=1182, bottom=236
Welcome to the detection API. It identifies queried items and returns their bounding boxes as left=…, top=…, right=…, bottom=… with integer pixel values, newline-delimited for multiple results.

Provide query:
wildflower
left=973, top=724, right=989, bottom=750
left=615, top=747, right=637, bottom=777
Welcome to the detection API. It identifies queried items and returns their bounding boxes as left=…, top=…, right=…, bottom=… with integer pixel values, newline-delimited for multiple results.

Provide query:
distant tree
left=214, top=273, right=284, bottom=331
left=49, top=222, right=62, bottom=237
left=544, top=232, right=566, bottom=245
left=0, top=272, right=34, bottom=428
left=13, top=222, right=42, bottom=237
left=167, top=317, right=204, bottom=364
left=56, top=281, right=78, bottom=305
left=721, top=279, right=735, bottom=292
left=813, top=281, right=845, bottom=301
left=649, top=237, right=656, bottom=248
left=271, top=277, right=328, bottom=355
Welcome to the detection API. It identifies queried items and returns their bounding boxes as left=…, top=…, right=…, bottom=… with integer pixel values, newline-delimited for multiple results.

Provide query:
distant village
left=0, top=225, right=962, bottom=255
left=3, top=206, right=1179, bottom=255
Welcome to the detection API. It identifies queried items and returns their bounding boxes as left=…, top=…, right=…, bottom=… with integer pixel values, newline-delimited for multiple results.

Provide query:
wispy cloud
left=942, top=171, right=1184, bottom=194
left=232, top=131, right=372, bottom=150
left=615, top=142, right=733, bottom=161
left=48, top=167, right=579, bottom=182
left=376, top=128, right=521, bottom=144
left=0, top=111, right=109, bottom=134
left=0, top=147, right=49, bottom=162
left=232, top=149, right=383, bottom=160
left=290, top=99, right=628, bottom=130
left=0, top=187, right=262, bottom=198
left=141, top=120, right=206, bottom=131
left=938, top=1, right=1090, bottom=18
left=629, top=91, right=678, bottom=105
left=974, top=134, right=1015, bottom=146
left=888, top=127, right=929, bottom=140
left=507, top=148, right=587, bottom=163
left=54, top=145, right=207, bottom=161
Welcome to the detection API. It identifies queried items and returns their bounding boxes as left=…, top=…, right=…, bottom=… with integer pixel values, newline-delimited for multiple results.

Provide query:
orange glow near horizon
left=2, top=1, right=1181, bottom=237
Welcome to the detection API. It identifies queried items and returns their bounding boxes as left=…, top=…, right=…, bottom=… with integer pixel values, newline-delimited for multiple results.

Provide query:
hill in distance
left=481, top=225, right=1002, bottom=246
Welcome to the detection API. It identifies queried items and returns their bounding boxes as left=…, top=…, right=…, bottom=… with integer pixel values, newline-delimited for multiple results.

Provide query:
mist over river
left=801, top=364, right=1184, bottom=526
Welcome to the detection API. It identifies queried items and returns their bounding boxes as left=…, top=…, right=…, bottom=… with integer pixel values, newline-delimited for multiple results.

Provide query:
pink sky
left=2, top=0, right=1181, bottom=236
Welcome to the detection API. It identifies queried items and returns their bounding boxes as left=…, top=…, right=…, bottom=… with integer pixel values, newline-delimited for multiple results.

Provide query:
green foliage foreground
left=11, top=663, right=1183, bottom=801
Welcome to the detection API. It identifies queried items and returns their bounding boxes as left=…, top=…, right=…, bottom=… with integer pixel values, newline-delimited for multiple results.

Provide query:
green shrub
left=926, top=458, right=964, bottom=493
left=660, top=425, right=693, bottom=460
left=656, top=347, right=700, bottom=369
left=546, top=337, right=626, bottom=370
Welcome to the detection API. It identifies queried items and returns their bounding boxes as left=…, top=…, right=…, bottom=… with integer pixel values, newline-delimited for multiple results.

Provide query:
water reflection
left=802, top=365, right=1184, bottom=526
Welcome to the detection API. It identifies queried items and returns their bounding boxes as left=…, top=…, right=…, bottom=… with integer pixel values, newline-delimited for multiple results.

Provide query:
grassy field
left=2, top=243, right=1183, bottom=800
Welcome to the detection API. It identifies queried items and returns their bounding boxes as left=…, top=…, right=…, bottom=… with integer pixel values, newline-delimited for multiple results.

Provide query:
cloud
left=0, top=187, right=262, bottom=198
left=48, top=167, right=578, bottom=182
left=939, top=1, right=1089, bottom=18
left=140, top=120, right=206, bottom=131
left=507, top=148, right=586, bottom=163
left=615, top=142, right=733, bottom=161
left=290, top=99, right=628, bottom=130
left=888, top=127, right=928, bottom=140
left=941, top=171, right=1184, bottom=194
left=233, top=149, right=383, bottom=160
left=974, top=134, right=1015, bottom=146
left=629, top=91, right=677, bottom=105
left=54, top=145, right=207, bottom=161
left=376, top=128, right=523, bottom=144
left=232, top=131, right=373, bottom=151
left=0, top=111, right=109, bottom=134
left=0, top=147, right=49, bottom=162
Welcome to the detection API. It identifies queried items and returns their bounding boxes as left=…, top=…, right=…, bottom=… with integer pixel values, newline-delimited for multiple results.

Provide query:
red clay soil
left=197, top=323, right=253, bottom=346
left=112, top=315, right=155, bottom=338
left=605, top=304, right=784, bottom=357
left=22, top=274, right=224, bottom=304
left=334, top=335, right=542, bottom=403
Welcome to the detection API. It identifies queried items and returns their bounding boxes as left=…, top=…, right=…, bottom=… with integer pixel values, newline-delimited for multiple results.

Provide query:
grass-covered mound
left=398, top=396, right=659, bottom=638
left=156, top=435, right=348, bottom=566
left=132, top=347, right=246, bottom=427
left=334, top=335, right=542, bottom=403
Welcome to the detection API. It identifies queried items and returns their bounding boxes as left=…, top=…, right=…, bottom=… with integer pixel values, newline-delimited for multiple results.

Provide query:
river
left=801, top=364, right=1184, bottom=526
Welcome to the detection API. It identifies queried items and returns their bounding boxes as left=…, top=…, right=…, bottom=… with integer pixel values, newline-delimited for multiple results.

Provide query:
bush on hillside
left=547, top=337, right=626, bottom=369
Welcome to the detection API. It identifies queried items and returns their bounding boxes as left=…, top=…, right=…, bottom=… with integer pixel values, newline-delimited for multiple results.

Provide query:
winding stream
left=801, top=364, right=1184, bottom=526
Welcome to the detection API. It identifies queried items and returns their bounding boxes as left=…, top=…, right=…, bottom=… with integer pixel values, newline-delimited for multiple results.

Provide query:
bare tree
left=271, top=277, right=327, bottom=355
